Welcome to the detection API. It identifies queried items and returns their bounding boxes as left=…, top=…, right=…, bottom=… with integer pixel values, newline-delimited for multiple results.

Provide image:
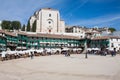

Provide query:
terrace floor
left=0, top=54, right=120, bottom=80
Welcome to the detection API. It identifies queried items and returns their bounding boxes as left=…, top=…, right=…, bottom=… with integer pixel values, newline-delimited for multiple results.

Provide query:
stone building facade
left=29, top=8, right=65, bottom=33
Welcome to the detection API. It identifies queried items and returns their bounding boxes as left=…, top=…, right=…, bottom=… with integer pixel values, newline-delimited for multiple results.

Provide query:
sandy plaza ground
left=0, top=54, right=120, bottom=80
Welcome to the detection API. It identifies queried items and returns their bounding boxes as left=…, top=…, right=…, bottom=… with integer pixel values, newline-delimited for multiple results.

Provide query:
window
left=48, top=21, right=51, bottom=24
left=111, top=43, right=114, bottom=47
left=75, top=30, right=77, bottom=33
left=49, top=14, right=51, bottom=17
left=118, top=44, right=120, bottom=46
left=117, top=39, right=118, bottom=41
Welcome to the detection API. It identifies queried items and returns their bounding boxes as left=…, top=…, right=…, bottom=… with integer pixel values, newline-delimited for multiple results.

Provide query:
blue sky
left=0, top=0, right=120, bottom=30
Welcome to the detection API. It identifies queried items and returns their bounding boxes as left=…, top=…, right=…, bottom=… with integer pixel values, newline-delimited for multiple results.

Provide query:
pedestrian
left=30, top=52, right=34, bottom=59
left=111, top=51, right=114, bottom=57
left=112, top=50, right=116, bottom=56
left=1, top=52, right=6, bottom=61
left=64, top=51, right=67, bottom=56
left=104, top=51, right=107, bottom=56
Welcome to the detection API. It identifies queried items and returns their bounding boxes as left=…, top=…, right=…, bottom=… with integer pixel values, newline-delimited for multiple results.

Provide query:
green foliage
left=1, top=20, right=21, bottom=31
left=1, top=20, right=11, bottom=30
left=109, top=27, right=116, bottom=33
left=21, top=24, right=26, bottom=31
left=11, top=21, right=21, bottom=30
left=32, top=20, right=36, bottom=32
left=26, top=21, right=30, bottom=31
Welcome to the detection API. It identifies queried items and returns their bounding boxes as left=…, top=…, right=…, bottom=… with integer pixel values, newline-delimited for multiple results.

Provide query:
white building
left=65, top=26, right=102, bottom=38
left=85, top=31, right=101, bottom=39
left=92, top=36, right=120, bottom=51
left=65, top=26, right=86, bottom=38
left=29, top=8, right=65, bottom=33
left=108, top=37, right=120, bottom=51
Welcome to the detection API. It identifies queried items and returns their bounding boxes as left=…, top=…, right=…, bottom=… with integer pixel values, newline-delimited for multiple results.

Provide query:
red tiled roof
left=29, top=33, right=80, bottom=40
left=18, top=32, right=81, bottom=40
left=5, top=31, right=17, bottom=37
left=85, top=31, right=100, bottom=34
left=92, top=36, right=120, bottom=40
left=0, top=30, right=5, bottom=33
left=0, top=30, right=17, bottom=37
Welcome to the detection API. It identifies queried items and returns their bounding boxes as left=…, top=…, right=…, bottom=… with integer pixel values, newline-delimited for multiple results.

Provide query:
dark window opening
left=49, top=14, right=51, bottom=17
left=48, top=21, right=51, bottom=24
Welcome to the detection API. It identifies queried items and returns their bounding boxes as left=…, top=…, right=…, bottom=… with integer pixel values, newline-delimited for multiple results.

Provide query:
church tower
left=29, top=8, right=65, bottom=33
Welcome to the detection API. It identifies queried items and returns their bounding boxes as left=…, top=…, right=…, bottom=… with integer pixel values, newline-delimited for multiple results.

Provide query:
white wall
left=41, top=9, right=59, bottom=33
left=30, top=16, right=36, bottom=30
left=59, top=20, right=65, bottom=33
left=109, top=38, right=120, bottom=51
left=29, top=8, right=65, bottom=33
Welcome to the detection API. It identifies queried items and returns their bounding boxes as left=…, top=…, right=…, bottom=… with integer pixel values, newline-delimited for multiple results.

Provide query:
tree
left=1, top=20, right=11, bottom=30
left=32, top=20, right=36, bottom=32
left=21, top=24, right=26, bottom=31
left=11, top=21, right=21, bottom=30
left=109, top=27, right=116, bottom=33
left=1, top=20, right=22, bottom=31
left=26, top=21, right=30, bottom=31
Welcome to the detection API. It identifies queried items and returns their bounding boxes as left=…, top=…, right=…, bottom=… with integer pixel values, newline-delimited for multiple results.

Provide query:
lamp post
left=85, top=36, right=88, bottom=59
left=21, top=35, right=22, bottom=50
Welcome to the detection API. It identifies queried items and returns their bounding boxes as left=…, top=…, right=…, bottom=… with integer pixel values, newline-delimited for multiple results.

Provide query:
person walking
left=111, top=51, right=114, bottom=57
left=1, top=51, right=6, bottom=61
left=30, top=52, right=34, bottom=59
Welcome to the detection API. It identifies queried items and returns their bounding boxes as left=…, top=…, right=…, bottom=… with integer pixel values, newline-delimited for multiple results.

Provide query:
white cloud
left=64, top=0, right=88, bottom=18
left=87, top=0, right=114, bottom=3
left=71, top=14, right=120, bottom=27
